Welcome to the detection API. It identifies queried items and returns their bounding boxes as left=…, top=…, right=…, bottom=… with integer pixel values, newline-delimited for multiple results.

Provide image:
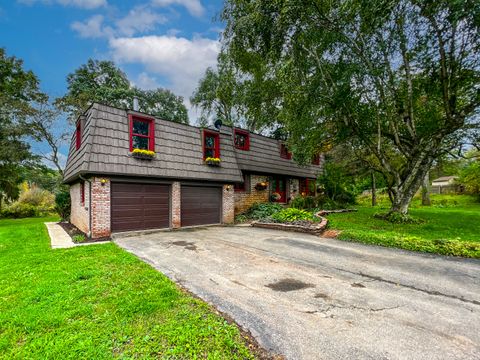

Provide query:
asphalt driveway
left=115, top=226, right=480, bottom=360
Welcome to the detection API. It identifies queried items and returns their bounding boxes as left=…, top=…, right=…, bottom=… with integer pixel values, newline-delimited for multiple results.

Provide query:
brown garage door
left=111, top=182, right=170, bottom=232
left=181, top=185, right=222, bottom=227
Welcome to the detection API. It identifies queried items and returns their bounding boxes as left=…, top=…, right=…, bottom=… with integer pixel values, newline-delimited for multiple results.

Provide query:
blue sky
left=0, top=0, right=223, bottom=115
left=0, top=0, right=224, bottom=167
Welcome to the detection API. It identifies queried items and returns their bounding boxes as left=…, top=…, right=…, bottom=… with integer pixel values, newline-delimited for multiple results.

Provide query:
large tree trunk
left=421, top=171, right=431, bottom=206
left=389, top=152, right=434, bottom=215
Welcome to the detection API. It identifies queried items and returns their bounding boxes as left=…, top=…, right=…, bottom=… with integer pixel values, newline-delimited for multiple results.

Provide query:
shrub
left=17, top=183, right=55, bottom=211
left=55, top=189, right=71, bottom=221
left=234, top=214, right=248, bottom=223
left=72, top=234, right=86, bottom=243
left=271, top=208, right=315, bottom=222
left=245, top=202, right=283, bottom=220
left=1, top=203, right=39, bottom=218
left=290, top=196, right=316, bottom=210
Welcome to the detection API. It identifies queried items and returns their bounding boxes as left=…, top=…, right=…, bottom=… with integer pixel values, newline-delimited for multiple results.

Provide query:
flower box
left=131, top=149, right=155, bottom=160
left=205, top=157, right=221, bottom=167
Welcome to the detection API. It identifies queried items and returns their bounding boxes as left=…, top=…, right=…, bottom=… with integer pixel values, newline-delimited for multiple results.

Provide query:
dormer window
left=75, top=120, right=82, bottom=150
left=280, top=143, right=292, bottom=160
left=129, top=114, right=155, bottom=152
left=312, top=154, right=320, bottom=165
left=234, top=129, right=250, bottom=150
left=203, top=130, right=220, bottom=159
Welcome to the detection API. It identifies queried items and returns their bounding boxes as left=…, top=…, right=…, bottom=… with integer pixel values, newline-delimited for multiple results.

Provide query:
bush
left=72, top=234, right=86, bottom=243
left=1, top=203, right=39, bottom=218
left=55, top=190, right=71, bottom=221
left=271, top=208, right=316, bottom=222
left=17, top=183, right=55, bottom=210
left=244, top=202, right=283, bottom=220
left=290, top=196, right=316, bottom=210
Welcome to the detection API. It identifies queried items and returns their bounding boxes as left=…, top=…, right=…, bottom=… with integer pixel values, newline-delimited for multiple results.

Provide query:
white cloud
left=71, top=6, right=166, bottom=39
left=109, top=35, right=219, bottom=101
left=115, top=6, right=167, bottom=37
left=71, top=14, right=113, bottom=38
left=18, top=0, right=107, bottom=9
left=133, top=72, right=160, bottom=90
left=152, top=0, right=204, bottom=17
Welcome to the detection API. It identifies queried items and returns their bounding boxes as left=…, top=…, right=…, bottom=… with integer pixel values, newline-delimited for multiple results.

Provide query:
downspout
left=79, top=174, right=92, bottom=238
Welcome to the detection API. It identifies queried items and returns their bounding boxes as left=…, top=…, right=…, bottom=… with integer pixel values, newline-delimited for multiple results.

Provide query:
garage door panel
left=181, top=186, right=221, bottom=227
left=111, top=182, right=170, bottom=232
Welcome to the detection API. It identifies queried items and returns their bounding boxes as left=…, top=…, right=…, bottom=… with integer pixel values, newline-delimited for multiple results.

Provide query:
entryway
left=271, top=176, right=287, bottom=203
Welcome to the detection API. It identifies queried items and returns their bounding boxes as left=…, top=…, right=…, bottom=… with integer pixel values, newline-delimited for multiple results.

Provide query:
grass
left=327, top=194, right=480, bottom=258
left=0, top=217, right=254, bottom=359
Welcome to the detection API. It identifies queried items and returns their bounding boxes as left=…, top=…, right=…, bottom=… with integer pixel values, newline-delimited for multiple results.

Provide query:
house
left=431, top=176, right=458, bottom=187
left=63, top=103, right=322, bottom=238
left=431, top=175, right=460, bottom=194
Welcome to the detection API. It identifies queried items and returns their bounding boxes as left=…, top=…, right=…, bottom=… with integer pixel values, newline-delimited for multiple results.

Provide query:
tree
left=0, top=48, right=45, bottom=210
left=56, top=59, right=131, bottom=121
left=191, top=54, right=247, bottom=128
left=28, top=101, right=70, bottom=174
left=57, top=59, right=188, bottom=124
left=222, top=0, right=480, bottom=215
left=133, top=87, right=188, bottom=124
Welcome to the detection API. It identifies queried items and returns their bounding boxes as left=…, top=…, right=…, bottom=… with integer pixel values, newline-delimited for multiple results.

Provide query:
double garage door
left=111, top=182, right=222, bottom=232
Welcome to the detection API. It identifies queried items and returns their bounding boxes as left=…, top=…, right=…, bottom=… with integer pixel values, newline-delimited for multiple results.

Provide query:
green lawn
left=0, top=217, right=254, bottom=359
left=327, top=194, right=480, bottom=258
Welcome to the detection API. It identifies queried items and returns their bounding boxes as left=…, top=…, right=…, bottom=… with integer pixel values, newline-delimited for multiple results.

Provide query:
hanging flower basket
left=255, top=182, right=268, bottom=191
left=131, top=149, right=155, bottom=160
left=205, top=157, right=221, bottom=167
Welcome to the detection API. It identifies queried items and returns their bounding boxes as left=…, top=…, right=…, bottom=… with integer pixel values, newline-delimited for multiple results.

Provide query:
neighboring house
left=431, top=176, right=460, bottom=194
left=431, top=176, right=458, bottom=187
left=64, top=103, right=322, bottom=238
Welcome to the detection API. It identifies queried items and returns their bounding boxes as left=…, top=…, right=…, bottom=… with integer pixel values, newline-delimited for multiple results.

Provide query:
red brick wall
left=91, top=177, right=111, bottom=238
left=171, top=181, right=181, bottom=228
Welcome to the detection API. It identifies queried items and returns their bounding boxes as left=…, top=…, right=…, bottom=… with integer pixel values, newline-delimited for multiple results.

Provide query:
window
left=234, top=129, right=250, bottom=150
left=300, top=178, right=316, bottom=196
left=80, top=181, right=85, bottom=205
left=75, top=120, right=82, bottom=150
left=203, top=130, right=220, bottom=159
left=312, top=154, right=320, bottom=165
left=129, top=114, right=155, bottom=152
left=234, top=182, right=246, bottom=192
left=280, top=143, right=292, bottom=160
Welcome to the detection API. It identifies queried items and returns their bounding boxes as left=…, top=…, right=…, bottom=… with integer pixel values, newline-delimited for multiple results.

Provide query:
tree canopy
left=221, top=0, right=480, bottom=214
left=0, top=48, right=45, bottom=206
left=56, top=59, right=189, bottom=124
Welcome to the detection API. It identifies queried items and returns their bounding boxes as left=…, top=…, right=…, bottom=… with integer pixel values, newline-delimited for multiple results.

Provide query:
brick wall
left=70, top=181, right=89, bottom=234
left=171, top=181, right=181, bottom=228
left=222, top=184, right=235, bottom=224
left=91, top=177, right=111, bottom=238
left=234, top=174, right=270, bottom=214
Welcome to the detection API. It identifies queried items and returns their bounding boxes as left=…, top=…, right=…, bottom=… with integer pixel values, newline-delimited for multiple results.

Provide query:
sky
left=0, top=0, right=224, bottom=166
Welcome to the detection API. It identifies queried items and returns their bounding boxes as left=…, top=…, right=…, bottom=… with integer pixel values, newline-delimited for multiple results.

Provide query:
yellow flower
left=132, top=149, right=155, bottom=156
left=205, top=157, right=221, bottom=163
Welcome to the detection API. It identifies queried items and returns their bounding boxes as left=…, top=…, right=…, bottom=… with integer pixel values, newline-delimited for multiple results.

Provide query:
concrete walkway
left=45, top=222, right=109, bottom=249
left=115, top=226, right=480, bottom=360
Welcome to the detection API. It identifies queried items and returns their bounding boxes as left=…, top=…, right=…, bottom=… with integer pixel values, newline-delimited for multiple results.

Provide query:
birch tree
left=222, top=0, right=480, bottom=215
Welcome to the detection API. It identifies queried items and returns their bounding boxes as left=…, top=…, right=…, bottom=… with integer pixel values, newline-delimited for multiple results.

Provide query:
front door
left=271, top=177, right=287, bottom=203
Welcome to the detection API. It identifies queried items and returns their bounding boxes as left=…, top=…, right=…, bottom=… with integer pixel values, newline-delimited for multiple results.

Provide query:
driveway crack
left=337, top=269, right=480, bottom=306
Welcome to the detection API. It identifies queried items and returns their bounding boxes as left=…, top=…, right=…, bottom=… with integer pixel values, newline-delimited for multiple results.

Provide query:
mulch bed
left=58, top=222, right=111, bottom=243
